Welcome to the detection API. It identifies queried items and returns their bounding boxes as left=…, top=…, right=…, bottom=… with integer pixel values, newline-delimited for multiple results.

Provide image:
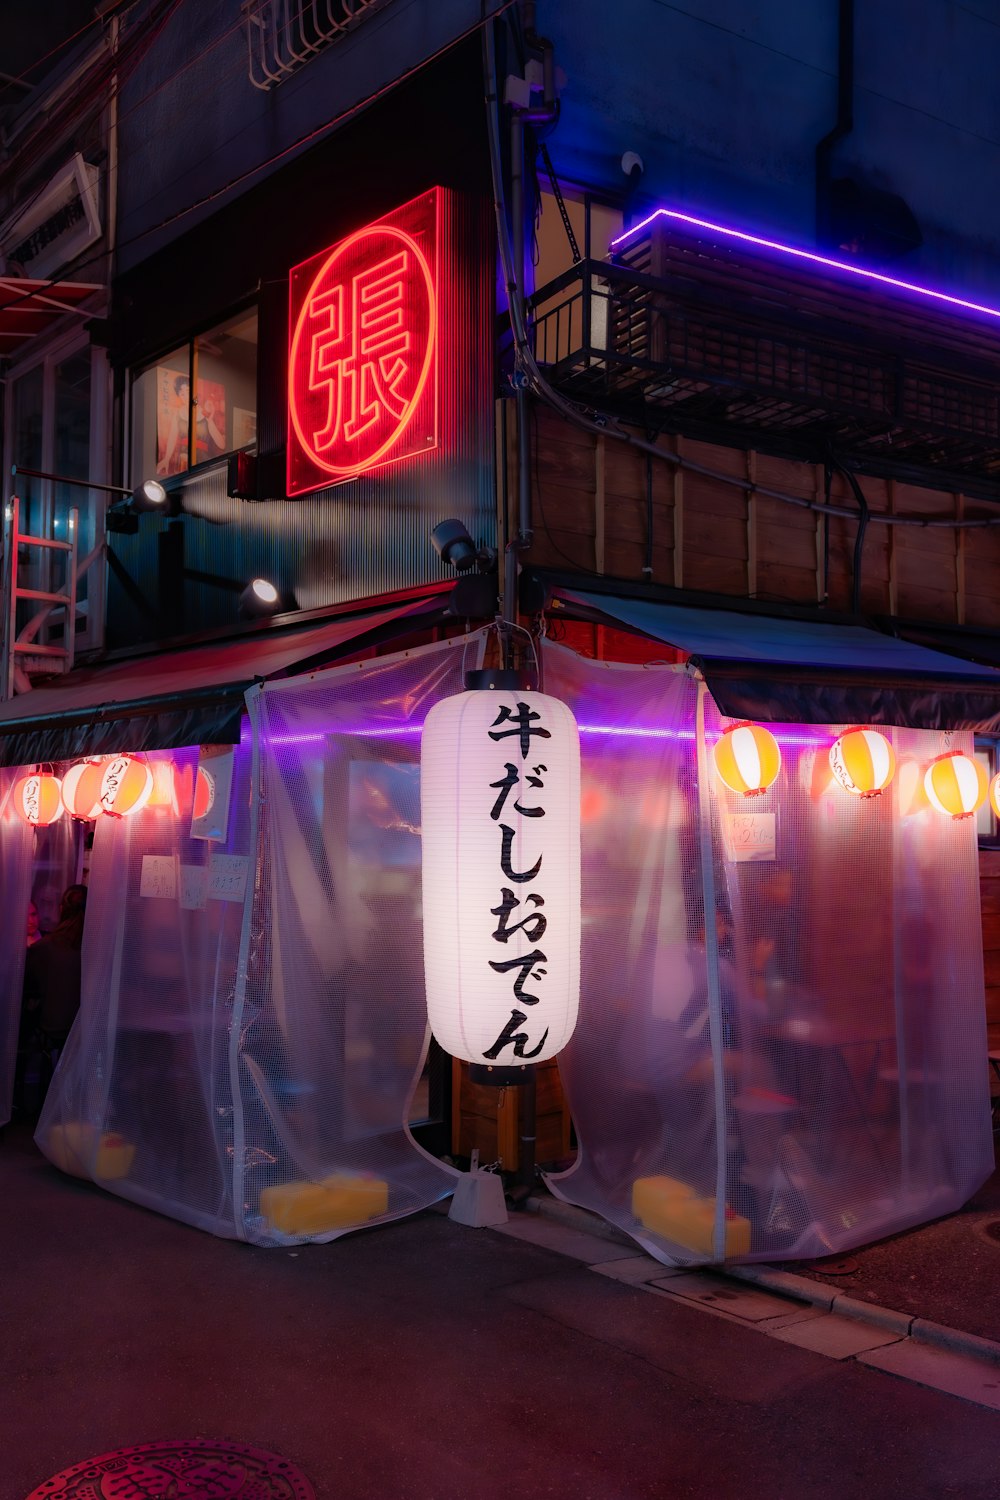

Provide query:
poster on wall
left=233, top=406, right=257, bottom=449
left=156, top=368, right=228, bottom=475
left=190, top=745, right=235, bottom=842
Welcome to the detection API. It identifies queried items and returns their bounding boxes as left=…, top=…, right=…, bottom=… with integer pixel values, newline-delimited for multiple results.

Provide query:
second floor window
left=130, top=309, right=258, bottom=484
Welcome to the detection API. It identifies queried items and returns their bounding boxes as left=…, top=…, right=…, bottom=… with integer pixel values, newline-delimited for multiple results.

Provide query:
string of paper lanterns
left=713, top=720, right=987, bottom=821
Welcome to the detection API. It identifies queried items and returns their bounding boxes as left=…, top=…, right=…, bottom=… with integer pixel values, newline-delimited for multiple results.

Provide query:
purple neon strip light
left=610, top=207, right=1000, bottom=325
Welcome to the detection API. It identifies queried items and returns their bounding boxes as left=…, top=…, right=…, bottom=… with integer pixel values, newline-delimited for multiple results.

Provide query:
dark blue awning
left=553, top=589, right=1000, bottom=731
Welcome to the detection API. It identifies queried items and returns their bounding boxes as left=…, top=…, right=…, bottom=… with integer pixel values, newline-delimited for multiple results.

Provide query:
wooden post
left=956, top=492, right=966, bottom=624
left=673, top=436, right=684, bottom=589
left=595, top=435, right=606, bottom=575
left=814, top=465, right=826, bottom=605
left=746, top=450, right=757, bottom=599
left=887, top=478, right=898, bottom=618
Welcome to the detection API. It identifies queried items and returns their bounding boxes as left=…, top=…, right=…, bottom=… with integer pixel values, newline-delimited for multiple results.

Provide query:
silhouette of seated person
left=22, top=884, right=88, bottom=1051
left=621, top=909, right=796, bottom=1215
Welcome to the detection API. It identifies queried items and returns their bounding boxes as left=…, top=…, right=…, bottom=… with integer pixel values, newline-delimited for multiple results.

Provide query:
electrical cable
left=1, top=0, right=520, bottom=320
left=482, top=19, right=1000, bottom=536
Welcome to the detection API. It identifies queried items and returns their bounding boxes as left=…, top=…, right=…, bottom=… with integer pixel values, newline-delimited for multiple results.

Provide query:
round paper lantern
left=421, top=683, right=580, bottom=1067
left=61, top=759, right=108, bottom=820
left=99, top=754, right=154, bottom=818
left=712, top=721, right=781, bottom=797
left=829, top=728, right=896, bottom=798
left=923, top=750, right=987, bottom=820
left=991, top=772, right=1000, bottom=822
left=14, top=771, right=64, bottom=826
left=147, top=760, right=178, bottom=810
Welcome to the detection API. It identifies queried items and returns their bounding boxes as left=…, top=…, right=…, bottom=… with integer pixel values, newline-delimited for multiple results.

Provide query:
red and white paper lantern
left=13, top=771, right=64, bottom=826
left=99, top=754, right=154, bottom=818
left=61, top=759, right=108, bottom=820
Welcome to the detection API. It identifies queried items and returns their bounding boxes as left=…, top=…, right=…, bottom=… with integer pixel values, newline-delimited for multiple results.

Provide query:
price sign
left=208, top=854, right=249, bottom=903
left=139, top=854, right=178, bottom=899
left=724, top=811, right=776, bottom=863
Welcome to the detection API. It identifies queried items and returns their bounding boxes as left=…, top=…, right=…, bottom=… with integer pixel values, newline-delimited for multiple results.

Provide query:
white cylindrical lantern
left=99, top=754, right=153, bottom=818
left=421, top=680, right=581, bottom=1067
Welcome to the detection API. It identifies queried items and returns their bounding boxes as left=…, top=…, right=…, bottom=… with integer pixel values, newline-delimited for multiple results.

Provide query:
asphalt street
left=2, top=1123, right=999, bottom=1500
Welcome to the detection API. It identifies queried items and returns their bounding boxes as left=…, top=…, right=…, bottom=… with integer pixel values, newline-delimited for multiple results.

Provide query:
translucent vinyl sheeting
left=0, top=772, right=33, bottom=1126
left=542, top=642, right=994, bottom=1264
left=38, top=635, right=479, bottom=1242
left=238, top=637, right=480, bottom=1242
left=37, top=744, right=254, bottom=1235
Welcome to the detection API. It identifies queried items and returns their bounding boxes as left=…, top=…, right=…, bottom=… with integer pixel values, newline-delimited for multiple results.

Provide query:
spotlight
left=106, top=477, right=170, bottom=532
left=239, top=577, right=282, bottom=618
left=431, top=519, right=480, bottom=573
left=131, top=479, right=168, bottom=512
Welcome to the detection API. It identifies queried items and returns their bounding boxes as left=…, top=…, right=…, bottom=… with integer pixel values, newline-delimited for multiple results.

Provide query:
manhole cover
left=25, top=1438, right=315, bottom=1499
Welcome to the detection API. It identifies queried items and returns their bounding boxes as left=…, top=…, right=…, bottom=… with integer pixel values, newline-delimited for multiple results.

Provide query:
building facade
left=2, top=0, right=1000, bottom=1250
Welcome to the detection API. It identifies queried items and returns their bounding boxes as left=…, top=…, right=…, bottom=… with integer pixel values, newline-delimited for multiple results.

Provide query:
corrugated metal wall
left=106, top=188, right=495, bottom=647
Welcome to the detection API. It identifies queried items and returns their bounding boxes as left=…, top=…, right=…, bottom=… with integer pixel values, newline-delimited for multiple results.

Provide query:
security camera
left=431, top=519, right=480, bottom=573
left=621, top=151, right=644, bottom=182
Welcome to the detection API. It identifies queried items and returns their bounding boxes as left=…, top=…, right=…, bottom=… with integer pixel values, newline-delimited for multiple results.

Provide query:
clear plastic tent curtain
left=0, top=771, right=33, bottom=1126
left=38, top=746, right=254, bottom=1235
left=240, top=635, right=483, bottom=1243
left=38, top=633, right=481, bottom=1243
left=0, top=776, right=79, bottom=1127
left=541, top=640, right=994, bottom=1265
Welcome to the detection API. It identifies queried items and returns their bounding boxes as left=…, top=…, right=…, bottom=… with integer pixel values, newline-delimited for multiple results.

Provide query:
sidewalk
left=533, top=1147, right=1000, bottom=1361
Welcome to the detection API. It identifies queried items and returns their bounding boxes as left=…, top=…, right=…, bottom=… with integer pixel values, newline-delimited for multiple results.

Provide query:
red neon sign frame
left=287, top=189, right=440, bottom=496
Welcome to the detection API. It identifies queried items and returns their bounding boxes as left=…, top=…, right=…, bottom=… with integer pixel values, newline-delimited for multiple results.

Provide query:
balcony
left=529, top=216, right=1000, bottom=498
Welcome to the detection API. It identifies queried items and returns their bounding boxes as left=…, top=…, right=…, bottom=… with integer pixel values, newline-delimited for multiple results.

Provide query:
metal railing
left=246, top=0, right=391, bottom=89
left=528, top=254, right=1000, bottom=482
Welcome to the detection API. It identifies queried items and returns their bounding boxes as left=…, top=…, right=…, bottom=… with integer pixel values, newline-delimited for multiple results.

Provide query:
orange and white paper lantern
left=990, top=772, right=1000, bottom=822
left=712, top=721, right=781, bottom=797
left=61, top=758, right=108, bottom=820
left=923, top=750, right=987, bottom=820
left=13, top=771, right=64, bottom=826
left=99, top=754, right=153, bottom=818
left=421, top=685, right=581, bottom=1067
left=829, top=728, right=896, bottom=798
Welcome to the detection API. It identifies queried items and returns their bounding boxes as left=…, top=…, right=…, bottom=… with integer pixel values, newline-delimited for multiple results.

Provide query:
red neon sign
left=287, top=189, right=440, bottom=495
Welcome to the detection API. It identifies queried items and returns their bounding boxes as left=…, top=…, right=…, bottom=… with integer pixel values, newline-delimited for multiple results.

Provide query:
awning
left=0, top=276, right=103, bottom=356
left=0, top=595, right=445, bottom=767
left=553, top=589, right=1000, bottom=731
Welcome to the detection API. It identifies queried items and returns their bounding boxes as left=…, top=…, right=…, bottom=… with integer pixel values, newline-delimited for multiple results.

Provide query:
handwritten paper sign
left=179, top=864, right=208, bottom=911
left=140, top=854, right=178, bottom=899
left=724, top=811, right=776, bottom=863
left=208, top=854, right=249, bottom=903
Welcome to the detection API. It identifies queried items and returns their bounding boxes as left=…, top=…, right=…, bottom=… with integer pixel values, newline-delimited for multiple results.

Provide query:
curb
left=529, top=1193, right=1000, bottom=1366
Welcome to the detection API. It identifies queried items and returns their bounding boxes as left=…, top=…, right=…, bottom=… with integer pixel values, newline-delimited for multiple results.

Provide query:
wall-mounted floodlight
left=239, top=577, right=282, bottom=618
left=10, top=465, right=169, bottom=536
left=130, top=479, right=168, bottom=512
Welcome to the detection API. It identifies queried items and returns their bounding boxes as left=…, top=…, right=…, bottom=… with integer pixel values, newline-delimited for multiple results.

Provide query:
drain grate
left=25, top=1438, right=316, bottom=1499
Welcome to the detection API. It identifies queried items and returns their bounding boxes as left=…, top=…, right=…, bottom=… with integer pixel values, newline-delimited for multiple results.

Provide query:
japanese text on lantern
left=287, top=189, right=439, bottom=496
left=483, top=701, right=553, bottom=1062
